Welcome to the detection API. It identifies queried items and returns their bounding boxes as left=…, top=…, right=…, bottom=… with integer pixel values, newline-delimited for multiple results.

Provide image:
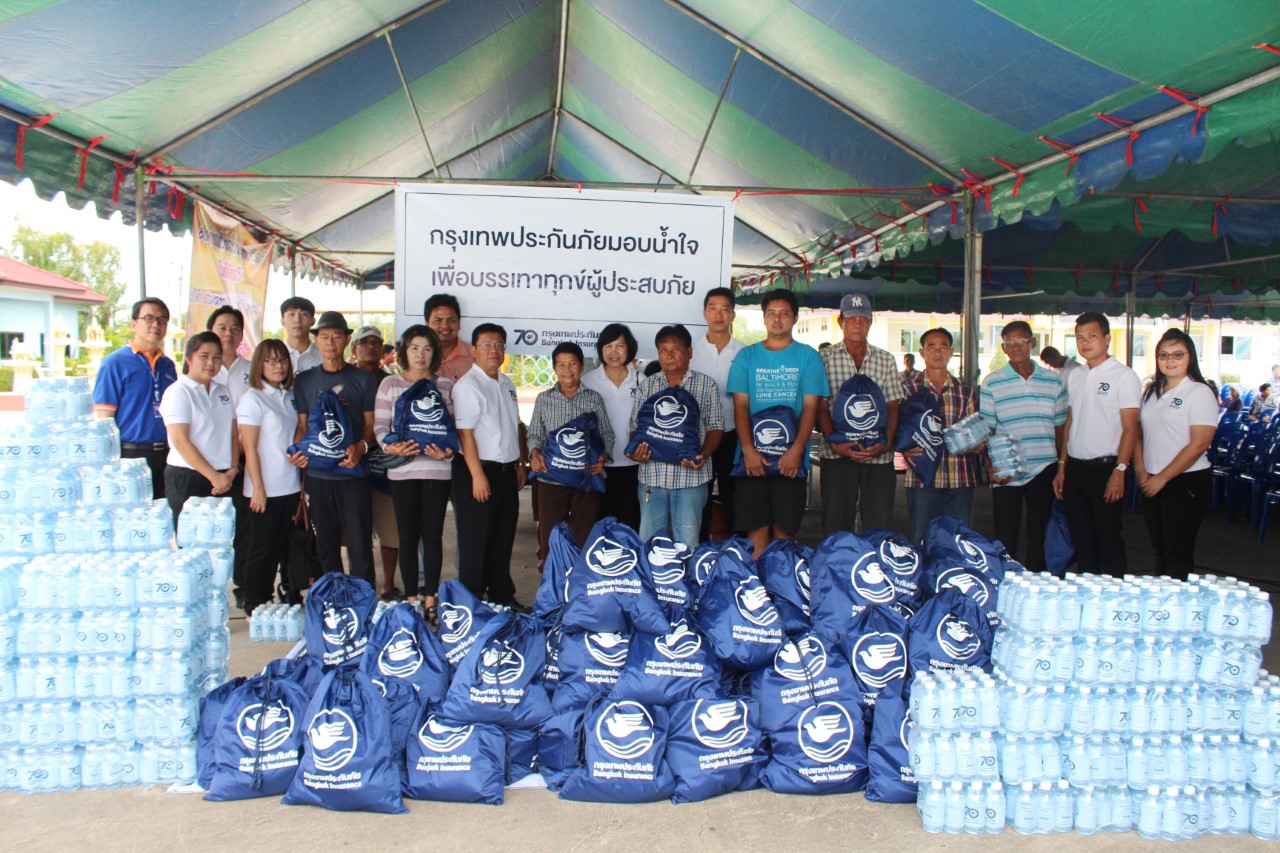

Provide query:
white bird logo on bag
left=308, top=709, right=359, bottom=772
left=691, top=699, right=750, bottom=750
left=310, top=720, right=349, bottom=750
left=556, top=428, right=588, bottom=460
left=596, top=701, right=656, bottom=761
left=804, top=715, right=846, bottom=744
left=652, top=396, right=688, bottom=429
left=585, top=537, right=637, bottom=577
left=844, top=396, right=880, bottom=430
left=317, top=418, right=345, bottom=449
left=858, top=642, right=902, bottom=671
left=236, top=702, right=295, bottom=752
left=797, top=703, right=855, bottom=764
left=735, top=577, right=780, bottom=627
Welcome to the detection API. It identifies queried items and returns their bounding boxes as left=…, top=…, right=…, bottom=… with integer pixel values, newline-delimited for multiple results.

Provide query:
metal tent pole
left=962, top=193, right=982, bottom=385
left=134, top=170, right=148, bottom=299
left=1125, top=236, right=1166, bottom=367
left=546, top=0, right=570, bottom=175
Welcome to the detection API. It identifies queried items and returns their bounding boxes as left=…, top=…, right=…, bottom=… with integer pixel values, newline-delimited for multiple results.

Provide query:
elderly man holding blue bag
left=527, top=342, right=613, bottom=570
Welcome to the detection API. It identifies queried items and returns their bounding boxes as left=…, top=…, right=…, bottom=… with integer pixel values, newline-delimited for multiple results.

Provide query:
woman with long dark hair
left=580, top=323, right=641, bottom=529
left=1133, top=329, right=1218, bottom=579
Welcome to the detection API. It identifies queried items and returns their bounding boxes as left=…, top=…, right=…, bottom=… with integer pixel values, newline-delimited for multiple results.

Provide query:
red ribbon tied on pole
left=990, top=157, right=1026, bottom=197
left=1154, top=86, right=1210, bottom=136
left=14, top=114, right=56, bottom=170
left=1093, top=113, right=1140, bottom=166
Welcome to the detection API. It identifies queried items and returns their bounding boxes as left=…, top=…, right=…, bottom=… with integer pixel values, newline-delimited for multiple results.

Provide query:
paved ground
left=3, top=474, right=1278, bottom=852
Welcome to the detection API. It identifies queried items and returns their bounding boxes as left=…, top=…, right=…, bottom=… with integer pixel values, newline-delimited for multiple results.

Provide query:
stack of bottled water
left=248, top=604, right=304, bottom=643
left=910, top=672, right=1007, bottom=833
left=986, top=433, right=1027, bottom=481
left=0, top=378, right=232, bottom=792
left=943, top=412, right=992, bottom=454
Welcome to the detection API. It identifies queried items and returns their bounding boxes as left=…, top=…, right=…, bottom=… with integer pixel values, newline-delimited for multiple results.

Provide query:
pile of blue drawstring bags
left=196, top=515, right=1023, bottom=811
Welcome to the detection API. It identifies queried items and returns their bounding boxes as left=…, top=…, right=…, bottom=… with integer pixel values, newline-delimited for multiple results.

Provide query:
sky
left=0, top=179, right=396, bottom=331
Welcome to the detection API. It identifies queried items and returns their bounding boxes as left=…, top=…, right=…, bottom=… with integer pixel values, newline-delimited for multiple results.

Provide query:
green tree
left=988, top=348, right=1009, bottom=375
left=7, top=225, right=126, bottom=330
left=733, top=317, right=766, bottom=346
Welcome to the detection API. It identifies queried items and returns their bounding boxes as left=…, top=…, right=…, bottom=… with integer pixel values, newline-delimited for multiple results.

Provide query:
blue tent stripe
left=791, top=0, right=1137, bottom=132
left=554, top=113, right=669, bottom=184
left=583, top=0, right=739, bottom=94
left=0, top=0, right=311, bottom=108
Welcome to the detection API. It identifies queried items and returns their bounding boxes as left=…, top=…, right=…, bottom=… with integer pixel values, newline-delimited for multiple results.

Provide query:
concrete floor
left=3, top=475, right=1278, bottom=852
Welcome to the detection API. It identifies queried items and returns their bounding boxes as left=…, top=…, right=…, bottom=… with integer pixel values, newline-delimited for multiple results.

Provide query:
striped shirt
left=630, top=369, right=724, bottom=490
left=819, top=342, right=904, bottom=462
left=902, top=371, right=980, bottom=489
left=979, top=362, right=1067, bottom=486
left=526, top=384, right=615, bottom=459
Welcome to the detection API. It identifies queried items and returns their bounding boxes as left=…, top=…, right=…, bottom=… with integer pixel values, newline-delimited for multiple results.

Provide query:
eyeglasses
left=263, top=356, right=289, bottom=365
left=136, top=315, right=169, bottom=326
left=1158, top=351, right=1189, bottom=360
left=428, top=316, right=460, bottom=326
left=475, top=342, right=506, bottom=352
left=1003, top=338, right=1032, bottom=347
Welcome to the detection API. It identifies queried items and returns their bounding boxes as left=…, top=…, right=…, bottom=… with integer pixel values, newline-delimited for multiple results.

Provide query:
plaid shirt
left=902, top=371, right=980, bottom=489
left=630, top=369, right=724, bottom=490
left=527, top=385, right=614, bottom=457
left=819, top=342, right=904, bottom=462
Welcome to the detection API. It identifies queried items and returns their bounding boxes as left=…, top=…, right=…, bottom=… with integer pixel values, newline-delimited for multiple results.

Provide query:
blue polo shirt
left=93, top=344, right=177, bottom=444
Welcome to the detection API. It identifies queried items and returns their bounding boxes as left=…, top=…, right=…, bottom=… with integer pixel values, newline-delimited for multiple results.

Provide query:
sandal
left=380, top=586, right=404, bottom=602
left=422, top=597, right=439, bottom=629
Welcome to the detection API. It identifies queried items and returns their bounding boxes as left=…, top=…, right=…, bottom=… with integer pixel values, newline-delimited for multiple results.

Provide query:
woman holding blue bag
left=374, top=325, right=456, bottom=625
left=527, top=342, right=613, bottom=570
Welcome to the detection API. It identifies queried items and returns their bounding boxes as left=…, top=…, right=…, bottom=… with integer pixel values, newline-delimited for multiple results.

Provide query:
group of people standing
left=90, top=288, right=1224, bottom=627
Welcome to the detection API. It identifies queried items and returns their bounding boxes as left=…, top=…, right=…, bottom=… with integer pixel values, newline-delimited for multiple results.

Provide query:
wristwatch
left=1115, top=462, right=1129, bottom=472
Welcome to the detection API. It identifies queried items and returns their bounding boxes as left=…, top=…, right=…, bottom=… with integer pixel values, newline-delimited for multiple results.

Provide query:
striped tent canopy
left=1, top=0, right=1278, bottom=314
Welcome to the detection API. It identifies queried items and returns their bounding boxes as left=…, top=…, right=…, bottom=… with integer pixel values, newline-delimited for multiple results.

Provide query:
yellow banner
left=185, top=200, right=274, bottom=352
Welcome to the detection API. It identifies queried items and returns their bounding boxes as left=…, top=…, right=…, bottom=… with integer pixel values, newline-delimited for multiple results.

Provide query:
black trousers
left=123, top=445, right=168, bottom=500
left=1063, top=458, right=1127, bottom=575
left=230, top=470, right=250, bottom=595
left=304, top=475, right=374, bottom=585
left=818, top=457, right=896, bottom=535
left=700, top=431, right=739, bottom=540
left=600, top=465, right=640, bottom=530
left=991, top=464, right=1057, bottom=572
left=242, top=492, right=296, bottom=614
left=452, top=458, right=519, bottom=604
left=164, top=465, right=212, bottom=530
left=1141, top=468, right=1211, bottom=580
left=389, top=477, right=451, bottom=597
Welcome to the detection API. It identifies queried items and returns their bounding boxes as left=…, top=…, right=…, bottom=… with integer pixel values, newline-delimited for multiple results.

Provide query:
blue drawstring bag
left=304, top=573, right=378, bottom=669
left=749, top=633, right=864, bottom=734
left=530, top=411, right=607, bottom=493
left=552, top=630, right=631, bottom=711
left=262, top=655, right=324, bottom=698
left=731, top=405, right=803, bottom=478
left=560, top=517, right=669, bottom=634
left=607, top=617, right=722, bottom=706
left=204, top=672, right=311, bottom=801
left=362, top=603, right=449, bottom=705
left=908, top=587, right=994, bottom=675
left=537, top=708, right=585, bottom=791
left=386, top=377, right=460, bottom=453
left=437, top=580, right=500, bottom=672
left=757, top=538, right=813, bottom=636
left=533, top=523, right=578, bottom=627
left=695, top=548, right=784, bottom=672
left=807, top=532, right=896, bottom=646
left=826, top=375, right=888, bottom=448
left=921, top=517, right=1008, bottom=627
left=401, top=705, right=506, bottom=805
left=287, top=389, right=363, bottom=477
left=1044, top=500, right=1075, bottom=576
left=642, top=534, right=693, bottom=611
left=760, top=685, right=868, bottom=796
left=441, top=611, right=554, bottom=728
left=368, top=674, right=423, bottom=767
left=542, top=618, right=565, bottom=694
left=846, top=606, right=909, bottom=719
left=665, top=697, right=765, bottom=803
left=196, top=676, right=247, bottom=789
left=862, top=529, right=924, bottom=612
left=559, top=697, right=676, bottom=803
left=283, top=667, right=407, bottom=814
left=894, top=391, right=944, bottom=488
left=507, top=727, right=538, bottom=782
left=865, top=678, right=916, bottom=803
left=624, top=384, right=702, bottom=466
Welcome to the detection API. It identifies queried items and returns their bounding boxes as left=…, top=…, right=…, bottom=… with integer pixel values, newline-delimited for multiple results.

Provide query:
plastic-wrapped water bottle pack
left=942, top=412, right=992, bottom=455
left=0, top=379, right=232, bottom=793
left=917, top=565, right=1279, bottom=839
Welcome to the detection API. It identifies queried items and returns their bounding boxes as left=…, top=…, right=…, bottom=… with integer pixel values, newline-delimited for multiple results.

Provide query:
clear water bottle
left=1253, top=788, right=1280, bottom=840
left=943, top=780, right=965, bottom=833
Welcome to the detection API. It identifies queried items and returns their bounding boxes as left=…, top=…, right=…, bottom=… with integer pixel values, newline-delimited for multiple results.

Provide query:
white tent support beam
left=383, top=29, right=446, bottom=179
left=962, top=192, right=982, bottom=386
left=1126, top=236, right=1167, bottom=367
left=134, top=170, right=147, bottom=299
left=546, top=0, right=571, bottom=175
left=1152, top=252, right=1280, bottom=276
left=146, top=0, right=460, bottom=158
left=687, top=46, right=741, bottom=184
left=663, top=0, right=959, bottom=183
left=1102, top=190, right=1280, bottom=206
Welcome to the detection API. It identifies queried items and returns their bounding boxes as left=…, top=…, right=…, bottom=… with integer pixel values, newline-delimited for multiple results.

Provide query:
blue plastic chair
left=1225, top=429, right=1270, bottom=522
left=1210, top=423, right=1250, bottom=511
left=1245, top=437, right=1280, bottom=529
left=1259, top=485, right=1280, bottom=544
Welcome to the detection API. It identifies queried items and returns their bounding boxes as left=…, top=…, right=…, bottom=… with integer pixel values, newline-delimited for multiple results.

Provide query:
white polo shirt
left=580, top=364, right=640, bottom=468
left=159, top=375, right=235, bottom=470
left=452, top=364, right=521, bottom=464
left=217, top=356, right=252, bottom=408
left=236, top=385, right=301, bottom=497
left=1066, top=356, right=1142, bottom=460
left=286, top=339, right=323, bottom=375
left=691, top=334, right=744, bottom=430
left=1139, top=380, right=1218, bottom=475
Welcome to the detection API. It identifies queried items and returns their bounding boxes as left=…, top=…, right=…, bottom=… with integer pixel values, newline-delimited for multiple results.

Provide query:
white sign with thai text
left=395, top=185, right=734, bottom=358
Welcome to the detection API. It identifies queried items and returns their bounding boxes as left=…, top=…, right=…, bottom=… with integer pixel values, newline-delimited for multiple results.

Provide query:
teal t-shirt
left=726, top=340, right=828, bottom=470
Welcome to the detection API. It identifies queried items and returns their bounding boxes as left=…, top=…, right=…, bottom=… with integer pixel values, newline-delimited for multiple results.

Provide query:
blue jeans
left=905, top=486, right=975, bottom=545
left=637, top=483, right=708, bottom=551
